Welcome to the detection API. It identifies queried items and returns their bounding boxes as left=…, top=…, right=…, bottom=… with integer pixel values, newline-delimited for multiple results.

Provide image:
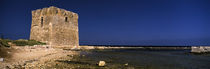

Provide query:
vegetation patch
left=0, top=39, right=46, bottom=46
left=12, top=39, right=46, bottom=46
left=0, top=39, right=10, bottom=47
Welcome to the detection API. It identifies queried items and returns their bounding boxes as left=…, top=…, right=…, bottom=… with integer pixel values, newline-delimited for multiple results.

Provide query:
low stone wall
left=191, top=46, right=210, bottom=53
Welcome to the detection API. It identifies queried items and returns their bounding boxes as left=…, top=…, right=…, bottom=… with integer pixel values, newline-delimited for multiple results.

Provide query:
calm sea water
left=79, top=49, right=210, bottom=69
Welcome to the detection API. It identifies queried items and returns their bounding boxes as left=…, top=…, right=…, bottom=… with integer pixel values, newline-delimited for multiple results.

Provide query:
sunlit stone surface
left=30, top=6, right=79, bottom=47
left=191, top=46, right=210, bottom=53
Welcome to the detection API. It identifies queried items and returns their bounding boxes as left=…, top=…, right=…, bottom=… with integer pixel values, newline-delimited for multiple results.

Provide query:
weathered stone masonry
left=30, top=6, right=79, bottom=47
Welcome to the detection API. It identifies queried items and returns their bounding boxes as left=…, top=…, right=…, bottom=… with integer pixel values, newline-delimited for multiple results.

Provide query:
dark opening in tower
left=41, top=17, right=43, bottom=27
left=65, top=17, right=68, bottom=22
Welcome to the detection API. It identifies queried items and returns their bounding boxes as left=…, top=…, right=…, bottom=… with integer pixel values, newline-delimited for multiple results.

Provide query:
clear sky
left=0, top=0, right=210, bottom=46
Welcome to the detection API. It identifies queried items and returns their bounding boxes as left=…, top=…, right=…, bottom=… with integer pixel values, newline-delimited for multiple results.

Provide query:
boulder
left=98, top=61, right=106, bottom=67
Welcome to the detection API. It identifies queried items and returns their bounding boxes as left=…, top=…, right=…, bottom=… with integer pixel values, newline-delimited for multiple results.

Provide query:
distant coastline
left=80, top=45, right=191, bottom=50
left=82, top=45, right=192, bottom=47
left=80, top=45, right=210, bottom=53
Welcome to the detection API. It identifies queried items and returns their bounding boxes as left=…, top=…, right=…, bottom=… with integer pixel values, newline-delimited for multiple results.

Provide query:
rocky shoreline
left=0, top=45, right=79, bottom=69
left=1, top=45, right=209, bottom=69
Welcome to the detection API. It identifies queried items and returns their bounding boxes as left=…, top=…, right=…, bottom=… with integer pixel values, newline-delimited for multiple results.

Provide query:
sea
left=76, top=48, right=210, bottom=69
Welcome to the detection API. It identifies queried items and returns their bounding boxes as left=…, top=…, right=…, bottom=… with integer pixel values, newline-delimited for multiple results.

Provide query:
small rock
left=0, top=58, right=3, bottom=62
left=98, top=61, right=106, bottom=67
left=124, top=63, right=128, bottom=66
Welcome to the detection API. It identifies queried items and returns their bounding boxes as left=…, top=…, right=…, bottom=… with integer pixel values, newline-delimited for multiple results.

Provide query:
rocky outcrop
left=191, top=46, right=210, bottom=53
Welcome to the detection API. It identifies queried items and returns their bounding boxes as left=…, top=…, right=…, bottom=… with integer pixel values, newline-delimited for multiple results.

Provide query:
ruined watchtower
left=30, top=6, right=79, bottom=47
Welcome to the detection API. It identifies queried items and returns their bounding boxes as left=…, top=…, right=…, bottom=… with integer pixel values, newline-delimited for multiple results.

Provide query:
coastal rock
left=98, top=61, right=106, bottom=67
left=191, top=46, right=210, bottom=53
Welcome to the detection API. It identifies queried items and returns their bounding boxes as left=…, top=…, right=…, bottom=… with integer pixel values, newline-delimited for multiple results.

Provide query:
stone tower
left=30, top=6, right=79, bottom=47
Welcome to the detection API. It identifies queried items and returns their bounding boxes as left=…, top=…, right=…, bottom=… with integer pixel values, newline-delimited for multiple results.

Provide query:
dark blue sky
left=0, top=0, right=210, bottom=46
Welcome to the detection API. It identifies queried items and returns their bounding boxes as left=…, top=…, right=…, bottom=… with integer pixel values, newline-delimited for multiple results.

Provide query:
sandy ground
left=0, top=45, right=79, bottom=69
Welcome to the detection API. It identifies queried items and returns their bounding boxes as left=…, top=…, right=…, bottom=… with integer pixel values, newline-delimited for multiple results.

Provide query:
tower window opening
left=65, top=17, right=68, bottom=22
left=41, top=17, right=43, bottom=27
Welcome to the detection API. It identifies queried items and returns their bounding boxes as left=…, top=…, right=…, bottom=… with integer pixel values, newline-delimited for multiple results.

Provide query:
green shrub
left=12, top=39, right=46, bottom=46
left=0, top=39, right=46, bottom=46
left=12, top=40, right=28, bottom=46
left=0, top=39, right=10, bottom=47
left=27, top=40, right=46, bottom=46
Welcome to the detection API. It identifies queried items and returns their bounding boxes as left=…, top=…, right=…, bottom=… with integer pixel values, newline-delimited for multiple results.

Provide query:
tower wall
left=30, top=6, right=79, bottom=47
